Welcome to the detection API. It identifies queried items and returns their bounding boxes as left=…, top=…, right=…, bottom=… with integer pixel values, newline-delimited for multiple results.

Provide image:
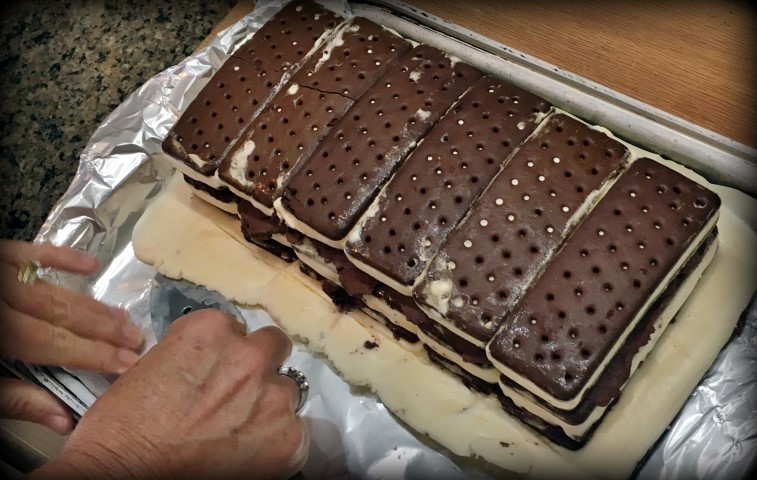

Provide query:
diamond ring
left=277, top=366, right=309, bottom=413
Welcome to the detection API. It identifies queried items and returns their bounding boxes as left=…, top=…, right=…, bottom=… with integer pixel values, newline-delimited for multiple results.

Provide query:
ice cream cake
left=155, top=0, right=725, bottom=454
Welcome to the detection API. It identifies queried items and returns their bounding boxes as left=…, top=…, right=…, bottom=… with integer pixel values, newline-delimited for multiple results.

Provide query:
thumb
left=0, top=377, right=74, bottom=435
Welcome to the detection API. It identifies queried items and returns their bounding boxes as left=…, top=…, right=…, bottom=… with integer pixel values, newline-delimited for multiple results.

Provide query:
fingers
left=274, top=373, right=304, bottom=413
left=0, top=306, right=139, bottom=374
left=1, top=268, right=142, bottom=349
left=246, top=326, right=293, bottom=371
left=0, top=240, right=99, bottom=274
left=0, top=377, right=74, bottom=435
left=282, top=417, right=309, bottom=478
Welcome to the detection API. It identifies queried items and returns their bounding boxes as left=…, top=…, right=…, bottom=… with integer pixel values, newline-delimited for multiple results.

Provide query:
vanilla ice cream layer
left=192, top=188, right=239, bottom=215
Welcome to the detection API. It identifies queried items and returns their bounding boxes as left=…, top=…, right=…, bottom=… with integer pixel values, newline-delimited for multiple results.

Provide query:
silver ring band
left=277, top=366, right=309, bottom=413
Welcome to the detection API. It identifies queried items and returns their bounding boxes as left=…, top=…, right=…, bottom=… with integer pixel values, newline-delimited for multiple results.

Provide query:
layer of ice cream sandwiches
left=414, top=113, right=630, bottom=348
left=495, top=228, right=718, bottom=448
left=275, top=44, right=483, bottom=247
left=487, top=157, right=721, bottom=410
left=344, top=76, right=552, bottom=296
left=162, top=1, right=342, bottom=181
left=218, top=17, right=413, bottom=214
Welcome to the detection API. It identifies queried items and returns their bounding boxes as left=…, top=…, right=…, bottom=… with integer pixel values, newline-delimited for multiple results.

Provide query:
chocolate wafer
left=163, top=1, right=341, bottom=177
left=345, top=76, right=552, bottom=294
left=487, top=157, right=721, bottom=407
left=218, top=17, right=412, bottom=211
left=494, top=228, right=718, bottom=449
left=276, top=44, right=483, bottom=244
left=414, top=113, right=629, bottom=346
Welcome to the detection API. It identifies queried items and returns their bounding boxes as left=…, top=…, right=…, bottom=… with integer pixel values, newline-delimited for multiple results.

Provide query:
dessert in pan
left=158, top=0, right=722, bottom=452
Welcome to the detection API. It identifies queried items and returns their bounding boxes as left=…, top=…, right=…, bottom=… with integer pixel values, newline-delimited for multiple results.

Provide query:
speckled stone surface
left=0, top=0, right=237, bottom=240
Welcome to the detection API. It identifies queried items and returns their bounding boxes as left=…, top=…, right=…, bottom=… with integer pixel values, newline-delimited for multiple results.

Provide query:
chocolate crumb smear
left=281, top=44, right=483, bottom=241
left=346, top=76, right=552, bottom=287
left=164, top=1, right=342, bottom=176
left=415, top=113, right=629, bottom=344
left=489, top=158, right=721, bottom=402
left=425, top=347, right=498, bottom=395
left=219, top=17, right=412, bottom=208
left=239, top=200, right=296, bottom=262
left=375, top=285, right=490, bottom=365
left=298, top=262, right=365, bottom=312
left=183, top=175, right=238, bottom=204
left=305, top=240, right=379, bottom=297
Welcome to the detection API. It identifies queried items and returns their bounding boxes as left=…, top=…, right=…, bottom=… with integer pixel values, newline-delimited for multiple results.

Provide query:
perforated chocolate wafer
left=279, top=45, right=483, bottom=241
left=345, top=76, right=551, bottom=290
left=219, top=17, right=412, bottom=209
left=493, top=229, right=717, bottom=450
left=488, top=158, right=720, bottom=403
left=414, top=114, right=629, bottom=345
left=162, top=1, right=341, bottom=176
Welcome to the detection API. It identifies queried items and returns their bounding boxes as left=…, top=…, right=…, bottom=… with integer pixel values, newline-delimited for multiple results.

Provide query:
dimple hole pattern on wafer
left=174, top=5, right=338, bottom=163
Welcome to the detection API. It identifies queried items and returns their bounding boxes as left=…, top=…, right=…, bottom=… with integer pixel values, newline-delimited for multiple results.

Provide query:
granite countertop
left=0, top=0, right=237, bottom=241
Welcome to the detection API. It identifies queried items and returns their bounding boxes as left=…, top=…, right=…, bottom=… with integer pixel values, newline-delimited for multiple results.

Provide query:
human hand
left=33, top=309, right=308, bottom=480
left=0, top=240, right=144, bottom=435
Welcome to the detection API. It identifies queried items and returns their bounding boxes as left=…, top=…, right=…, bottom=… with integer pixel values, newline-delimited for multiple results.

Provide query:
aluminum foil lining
left=30, top=0, right=756, bottom=478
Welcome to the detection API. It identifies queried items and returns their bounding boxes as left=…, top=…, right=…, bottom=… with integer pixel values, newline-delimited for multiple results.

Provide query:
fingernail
left=117, top=348, right=140, bottom=373
left=122, top=322, right=144, bottom=347
left=109, top=306, right=130, bottom=322
left=44, top=414, right=73, bottom=436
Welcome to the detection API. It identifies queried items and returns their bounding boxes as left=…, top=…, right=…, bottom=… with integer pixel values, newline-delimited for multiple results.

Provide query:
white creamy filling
left=271, top=233, right=290, bottom=247
left=312, top=21, right=359, bottom=73
left=498, top=236, right=718, bottom=439
left=417, top=298, right=489, bottom=348
left=362, top=295, right=419, bottom=335
left=226, top=183, right=274, bottom=217
left=155, top=151, right=227, bottom=190
left=273, top=197, right=345, bottom=249
left=225, top=139, right=256, bottom=185
left=294, top=247, right=340, bottom=285
left=418, top=330, right=500, bottom=384
left=344, top=250, right=414, bottom=296
left=345, top=188, right=385, bottom=246
left=488, top=211, right=720, bottom=411
left=192, top=189, right=239, bottom=215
